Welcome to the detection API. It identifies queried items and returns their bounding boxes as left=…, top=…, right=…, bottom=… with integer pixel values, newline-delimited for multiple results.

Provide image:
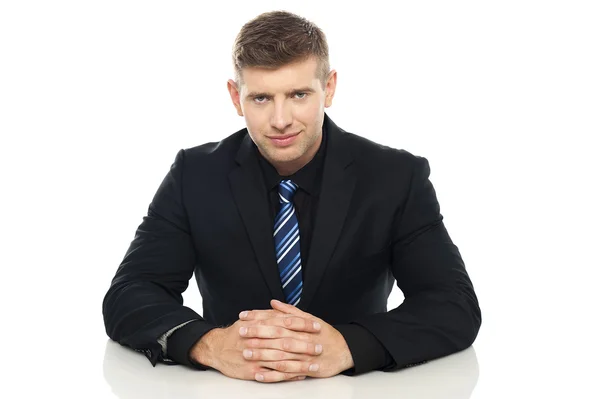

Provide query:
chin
left=271, top=153, right=299, bottom=164
left=269, top=149, right=301, bottom=163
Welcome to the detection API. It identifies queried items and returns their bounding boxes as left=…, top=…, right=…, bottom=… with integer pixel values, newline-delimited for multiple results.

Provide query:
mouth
left=268, top=132, right=300, bottom=147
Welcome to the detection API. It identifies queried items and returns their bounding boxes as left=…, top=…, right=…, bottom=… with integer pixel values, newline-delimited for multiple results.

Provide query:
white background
left=1, top=1, right=598, bottom=397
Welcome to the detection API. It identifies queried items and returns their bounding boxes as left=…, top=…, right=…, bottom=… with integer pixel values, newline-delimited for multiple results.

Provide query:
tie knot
left=278, top=180, right=298, bottom=203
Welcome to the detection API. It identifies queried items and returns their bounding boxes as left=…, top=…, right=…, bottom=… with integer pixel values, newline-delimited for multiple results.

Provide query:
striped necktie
left=273, top=180, right=303, bottom=306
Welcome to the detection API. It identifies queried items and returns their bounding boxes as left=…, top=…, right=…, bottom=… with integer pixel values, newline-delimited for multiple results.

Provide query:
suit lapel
left=229, top=134, right=286, bottom=302
left=299, top=115, right=355, bottom=311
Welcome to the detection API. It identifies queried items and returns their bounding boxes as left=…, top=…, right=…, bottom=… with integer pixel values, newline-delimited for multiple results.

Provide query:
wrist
left=342, top=345, right=355, bottom=371
left=335, top=330, right=355, bottom=372
left=190, top=328, right=223, bottom=369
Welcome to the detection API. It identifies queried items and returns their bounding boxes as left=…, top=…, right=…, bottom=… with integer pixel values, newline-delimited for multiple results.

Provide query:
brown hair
left=232, top=10, right=330, bottom=89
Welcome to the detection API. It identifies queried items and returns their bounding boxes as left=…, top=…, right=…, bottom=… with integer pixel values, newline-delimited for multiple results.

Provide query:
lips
left=268, top=132, right=300, bottom=140
left=269, top=132, right=300, bottom=147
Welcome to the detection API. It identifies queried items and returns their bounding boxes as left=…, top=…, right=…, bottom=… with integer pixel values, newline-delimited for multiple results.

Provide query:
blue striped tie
left=273, top=180, right=303, bottom=306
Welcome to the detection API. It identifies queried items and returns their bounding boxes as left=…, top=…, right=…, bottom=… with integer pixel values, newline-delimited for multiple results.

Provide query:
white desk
left=102, top=340, right=479, bottom=399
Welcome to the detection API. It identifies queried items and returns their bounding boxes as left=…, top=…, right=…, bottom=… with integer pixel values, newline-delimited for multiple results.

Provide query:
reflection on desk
left=103, top=340, right=479, bottom=399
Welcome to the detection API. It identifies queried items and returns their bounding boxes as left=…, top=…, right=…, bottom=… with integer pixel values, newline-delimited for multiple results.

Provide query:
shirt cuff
left=166, top=320, right=216, bottom=369
left=334, top=323, right=394, bottom=375
left=158, top=320, right=198, bottom=360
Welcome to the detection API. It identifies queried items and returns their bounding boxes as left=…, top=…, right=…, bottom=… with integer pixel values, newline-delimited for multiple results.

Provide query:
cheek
left=243, top=112, right=267, bottom=137
left=294, top=101, right=320, bottom=124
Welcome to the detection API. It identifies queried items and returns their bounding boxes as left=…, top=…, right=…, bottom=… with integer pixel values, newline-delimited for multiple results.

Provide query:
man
left=103, top=10, right=482, bottom=383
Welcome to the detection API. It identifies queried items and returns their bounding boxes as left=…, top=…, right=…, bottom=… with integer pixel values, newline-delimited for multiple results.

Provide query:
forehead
left=240, top=57, right=320, bottom=93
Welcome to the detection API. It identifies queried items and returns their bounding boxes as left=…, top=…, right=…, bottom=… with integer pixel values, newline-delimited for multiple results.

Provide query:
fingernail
left=239, top=327, right=247, bottom=336
left=243, top=349, right=253, bottom=358
left=315, top=344, right=323, bottom=354
left=255, top=373, right=264, bottom=381
left=239, top=311, right=248, bottom=318
left=313, top=322, right=321, bottom=330
left=309, top=364, right=319, bottom=372
left=298, top=376, right=306, bottom=380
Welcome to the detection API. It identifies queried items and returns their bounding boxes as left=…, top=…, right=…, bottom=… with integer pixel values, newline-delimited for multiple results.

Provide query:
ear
left=227, top=79, right=244, bottom=116
left=324, top=69, right=337, bottom=108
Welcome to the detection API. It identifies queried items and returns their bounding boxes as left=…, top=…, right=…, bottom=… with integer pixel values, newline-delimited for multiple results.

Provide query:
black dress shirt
left=255, top=125, right=393, bottom=375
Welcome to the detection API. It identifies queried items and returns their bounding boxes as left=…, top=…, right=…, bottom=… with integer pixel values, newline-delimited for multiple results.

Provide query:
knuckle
left=303, top=318, right=312, bottom=329
left=274, top=327, right=283, bottom=337
left=276, top=362, right=287, bottom=372
left=282, top=338, right=291, bottom=350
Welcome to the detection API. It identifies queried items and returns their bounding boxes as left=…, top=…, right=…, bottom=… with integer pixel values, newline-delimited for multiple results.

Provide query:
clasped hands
left=191, top=299, right=354, bottom=383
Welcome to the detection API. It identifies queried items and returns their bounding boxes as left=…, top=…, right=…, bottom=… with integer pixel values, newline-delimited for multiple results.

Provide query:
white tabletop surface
left=101, top=341, right=479, bottom=399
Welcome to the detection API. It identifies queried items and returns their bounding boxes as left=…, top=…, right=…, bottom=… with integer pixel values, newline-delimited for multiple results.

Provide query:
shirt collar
left=256, top=124, right=327, bottom=195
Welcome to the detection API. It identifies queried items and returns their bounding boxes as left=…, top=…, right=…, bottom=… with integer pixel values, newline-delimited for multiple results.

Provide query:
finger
left=241, top=312, right=321, bottom=333
left=243, top=348, right=308, bottom=361
left=259, top=360, right=320, bottom=376
left=278, top=316, right=322, bottom=333
left=270, top=299, right=306, bottom=316
left=239, top=309, right=286, bottom=321
left=254, top=370, right=305, bottom=383
left=240, top=325, right=306, bottom=339
left=246, top=337, right=323, bottom=355
left=245, top=316, right=320, bottom=333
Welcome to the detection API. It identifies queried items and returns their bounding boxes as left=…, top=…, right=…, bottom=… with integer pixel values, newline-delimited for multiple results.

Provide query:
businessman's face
left=228, top=56, right=337, bottom=176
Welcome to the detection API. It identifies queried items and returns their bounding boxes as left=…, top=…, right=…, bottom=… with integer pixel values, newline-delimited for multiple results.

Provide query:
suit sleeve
left=102, top=149, right=215, bottom=367
left=335, top=323, right=393, bottom=374
left=349, top=155, right=482, bottom=371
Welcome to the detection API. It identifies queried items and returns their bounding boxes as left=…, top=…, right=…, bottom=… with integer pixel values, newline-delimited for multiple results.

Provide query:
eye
left=253, top=96, right=268, bottom=104
left=294, top=92, right=307, bottom=99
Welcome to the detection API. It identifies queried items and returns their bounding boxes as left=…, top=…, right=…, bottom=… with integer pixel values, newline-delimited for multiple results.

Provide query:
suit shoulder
left=179, top=128, right=247, bottom=166
left=342, top=131, right=426, bottom=169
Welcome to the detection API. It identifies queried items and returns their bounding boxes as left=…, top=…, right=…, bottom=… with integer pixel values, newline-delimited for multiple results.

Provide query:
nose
left=270, top=100, right=293, bottom=132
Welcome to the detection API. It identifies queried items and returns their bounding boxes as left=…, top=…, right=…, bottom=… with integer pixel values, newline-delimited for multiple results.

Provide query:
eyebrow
left=245, top=87, right=316, bottom=99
